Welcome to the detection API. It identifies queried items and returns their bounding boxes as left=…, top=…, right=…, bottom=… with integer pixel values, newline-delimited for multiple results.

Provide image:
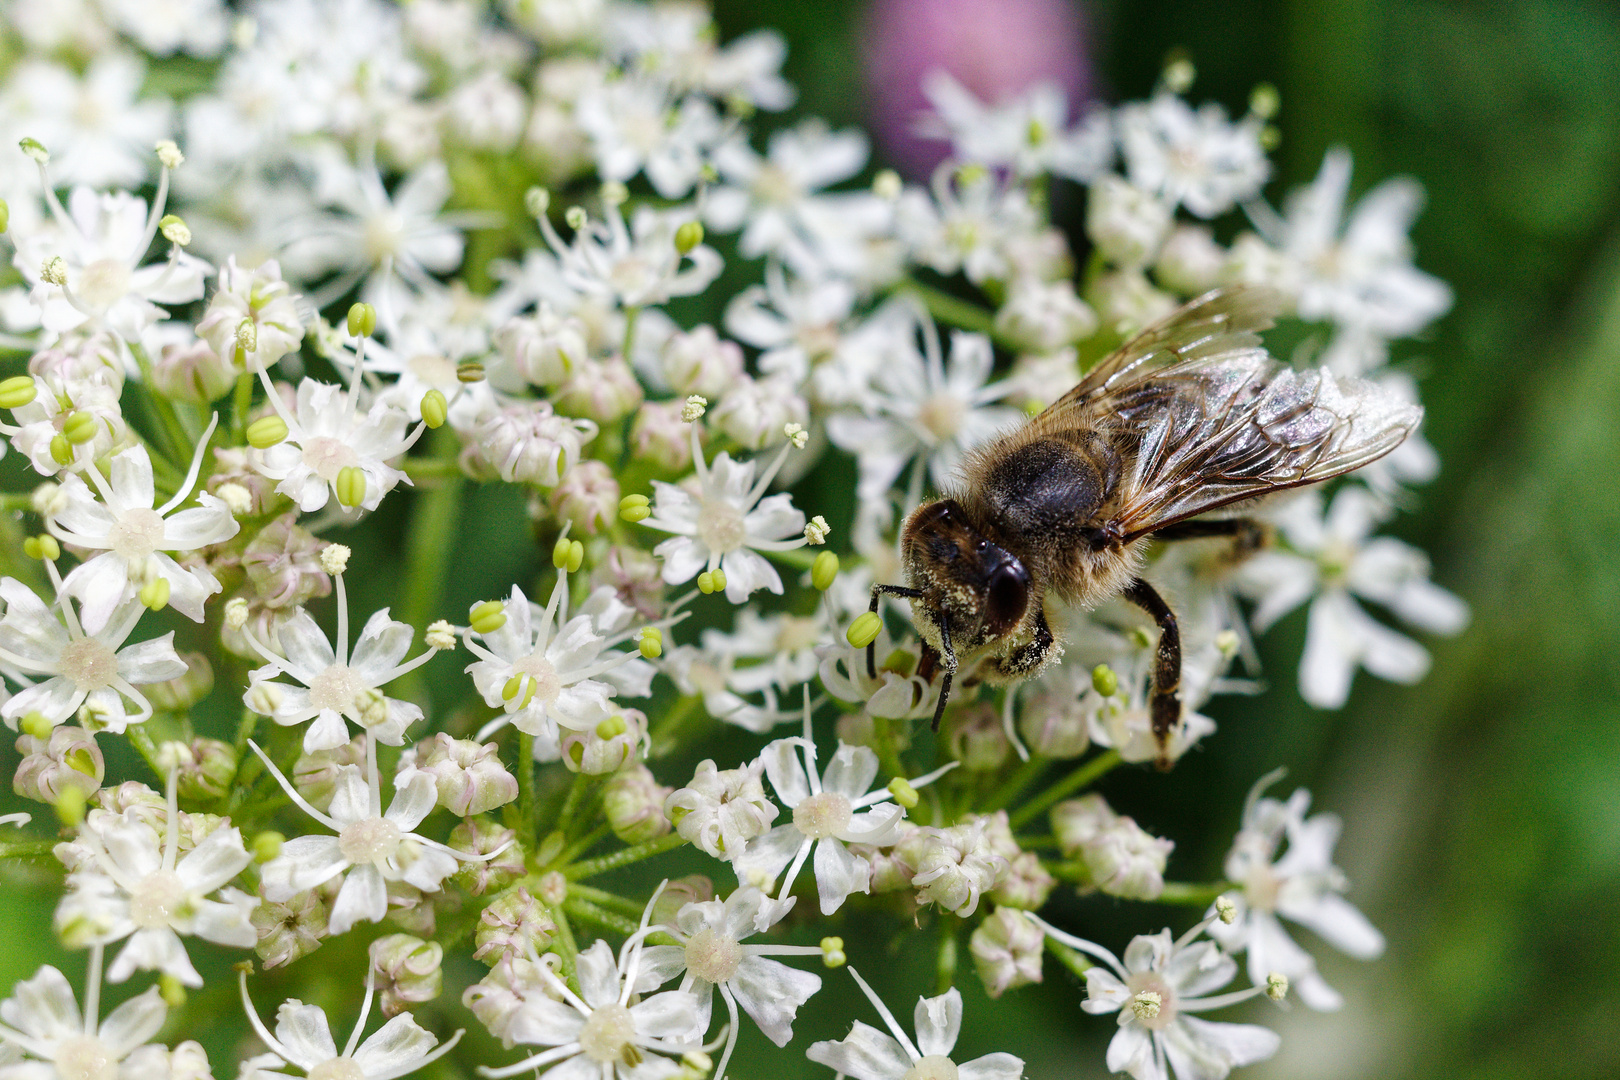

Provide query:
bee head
left=901, top=498, right=1032, bottom=651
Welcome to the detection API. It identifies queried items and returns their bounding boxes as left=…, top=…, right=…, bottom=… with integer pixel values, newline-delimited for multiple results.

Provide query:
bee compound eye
left=983, top=564, right=1030, bottom=636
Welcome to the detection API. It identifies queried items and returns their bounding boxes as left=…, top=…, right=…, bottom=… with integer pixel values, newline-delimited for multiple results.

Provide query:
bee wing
left=1046, top=286, right=1286, bottom=414
left=1032, top=287, right=1420, bottom=541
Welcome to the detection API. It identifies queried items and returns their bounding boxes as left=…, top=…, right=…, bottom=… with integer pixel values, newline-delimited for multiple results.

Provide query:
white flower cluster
left=0, top=5, right=1462, bottom=1080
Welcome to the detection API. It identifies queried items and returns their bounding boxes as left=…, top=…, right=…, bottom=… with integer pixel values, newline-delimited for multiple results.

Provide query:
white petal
left=1104, top=1023, right=1156, bottom=1078
left=820, top=742, right=879, bottom=800
left=260, top=836, right=347, bottom=900
left=629, top=990, right=703, bottom=1042
left=1283, top=893, right=1385, bottom=960
left=760, top=739, right=812, bottom=807
left=97, top=986, right=167, bottom=1056
left=913, top=987, right=962, bottom=1058
left=1164, top=1016, right=1280, bottom=1076
left=329, top=864, right=388, bottom=936
left=957, top=1053, right=1027, bottom=1080
left=812, top=838, right=870, bottom=915
left=806, top=1021, right=913, bottom=1080
left=175, top=824, right=253, bottom=893
left=0, top=965, right=81, bottom=1041
left=351, top=1013, right=439, bottom=1077
left=115, top=633, right=188, bottom=684
left=274, top=1002, right=339, bottom=1069
left=729, top=956, right=820, bottom=1046
left=719, top=548, right=782, bottom=601
left=575, top=939, right=622, bottom=1010
left=106, top=928, right=199, bottom=987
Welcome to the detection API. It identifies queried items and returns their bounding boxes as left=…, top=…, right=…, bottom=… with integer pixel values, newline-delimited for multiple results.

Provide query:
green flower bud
left=603, top=762, right=672, bottom=845
left=346, top=302, right=377, bottom=338
left=176, top=738, right=237, bottom=802
left=0, top=198, right=9, bottom=234
left=252, top=831, right=284, bottom=863
left=420, top=389, right=447, bottom=429
left=160, top=975, right=186, bottom=1010
left=0, top=375, right=35, bottom=409
left=638, top=627, right=662, bottom=659
left=335, top=465, right=366, bottom=508
left=811, top=550, right=840, bottom=591
left=245, top=415, right=288, bottom=449
left=55, top=786, right=86, bottom=827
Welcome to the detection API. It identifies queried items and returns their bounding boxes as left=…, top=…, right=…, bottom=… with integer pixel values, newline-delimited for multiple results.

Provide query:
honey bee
left=867, top=287, right=1422, bottom=767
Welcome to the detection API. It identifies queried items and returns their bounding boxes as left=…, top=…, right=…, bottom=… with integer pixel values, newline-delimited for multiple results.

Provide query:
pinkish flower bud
left=369, top=933, right=443, bottom=1017
left=549, top=459, right=620, bottom=536
left=14, top=727, right=103, bottom=803
left=240, top=513, right=333, bottom=610
left=852, top=823, right=921, bottom=894
left=603, top=761, right=672, bottom=844
left=709, top=374, right=808, bottom=451
left=174, top=737, right=237, bottom=803
left=207, top=447, right=279, bottom=517
left=661, top=325, right=745, bottom=398
left=970, top=906, right=1045, bottom=998
left=897, top=819, right=1009, bottom=916
left=253, top=890, right=329, bottom=968
left=1155, top=224, right=1226, bottom=295
left=144, top=652, right=216, bottom=712
left=30, top=332, right=124, bottom=392
left=652, top=875, right=715, bottom=927
left=942, top=702, right=1010, bottom=771
left=629, top=399, right=694, bottom=472
left=560, top=709, right=646, bottom=775
left=450, top=818, right=524, bottom=895
left=153, top=334, right=236, bottom=403
left=293, top=738, right=365, bottom=812
left=1052, top=793, right=1173, bottom=900
left=473, top=887, right=557, bottom=965
left=555, top=355, right=644, bottom=424
left=465, top=956, right=563, bottom=1044
left=410, top=734, right=519, bottom=816
left=1016, top=689, right=1092, bottom=759
left=590, top=544, right=666, bottom=620
left=494, top=305, right=588, bottom=386
left=464, top=401, right=598, bottom=486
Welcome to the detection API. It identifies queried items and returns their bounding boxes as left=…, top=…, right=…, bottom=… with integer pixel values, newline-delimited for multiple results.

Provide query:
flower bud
left=293, top=738, right=365, bottom=812
left=449, top=818, right=524, bottom=895
left=896, top=820, right=1008, bottom=917
left=145, top=652, right=216, bottom=713
left=253, top=890, right=329, bottom=968
left=561, top=708, right=646, bottom=775
left=14, top=728, right=103, bottom=803
left=660, top=325, right=743, bottom=399
left=1052, top=794, right=1173, bottom=900
left=473, top=887, right=557, bottom=965
left=369, top=934, right=443, bottom=1017
left=173, top=738, right=237, bottom=803
left=970, top=907, right=1045, bottom=998
left=709, top=374, right=808, bottom=451
left=943, top=702, right=1010, bottom=771
left=549, top=460, right=619, bottom=536
left=629, top=400, right=694, bottom=471
left=465, top=401, right=597, bottom=487
left=153, top=336, right=234, bottom=404
left=1154, top=224, right=1226, bottom=295
left=652, top=875, right=715, bottom=927
left=994, top=279, right=1099, bottom=353
left=1016, top=690, right=1092, bottom=760
left=411, top=734, right=518, bottom=816
left=1087, top=270, right=1178, bottom=337
left=493, top=305, right=587, bottom=386
left=675, top=220, right=704, bottom=254
left=242, top=514, right=334, bottom=609
left=555, top=355, right=644, bottom=424
left=603, top=761, right=672, bottom=844
left=665, top=759, right=777, bottom=859
left=993, top=850, right=1056, bottom=910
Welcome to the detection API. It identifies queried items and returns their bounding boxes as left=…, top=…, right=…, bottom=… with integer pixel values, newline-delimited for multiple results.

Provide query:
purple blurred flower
left=862, top=0, right=1094, bottom=177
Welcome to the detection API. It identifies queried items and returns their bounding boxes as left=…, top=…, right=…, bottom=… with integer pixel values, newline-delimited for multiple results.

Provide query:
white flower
left=464, top=579, right=651, bottom=752
left=12, top=183, right=209, bottom=343
left=54, top=770, right=254, bottom=986
left=475, top=938, right=702, bottom=1080
left=705, top=121, right=870, bottom=260
left=1235, top=487, right=1468, bottom=709
left=243, top=590, right=434, bottom=753
left=256, top=755, right=467, bottom=936
left=1051, top=794, right=1174, bottom=901
left=896, top=820, right=1008, bottom=917
left=575, top=78, right=721, bottom=198
left=920, top=71, right=1113, bottom=182
left=1038, top=917, right=1281, bottom=1080
left=806, top=971, right=1023, bottom=1080
left=99, top=0, right=229, bottom=57
left=195, top=257, right=307, bottom=372
left=539, top=201, right=722, bottom=310
left=826, top=319, right=1021, bottom=504
left=700, top=609, right=824, bottom=695
left=636, top=886, right=823, bottom=1079
left=250, top=378, right=419, bottom=513
left=895, top=167, right=1043, bottom=285
left=8, top=53, right=172, bottom=188
left=240, top=969, right=461, bottom=1080
left=0, top=578, right=186, bottom=733
left=48, top=428, right=237, bottom=634
left=1116, top=93, right=1269, bottom=218
left=0, top=964, right=169, bottom=1080
left=737, top=731, right=951, bottom=917
left=724, top=263, right=857, bottom=391
left=640, top=434, right=810, bottom=604
left=1267, top=148, right=1453, bottom=354
left=1207, top=773, right=1385, bottom=1011
left=465, top=400, right=599, bottom=487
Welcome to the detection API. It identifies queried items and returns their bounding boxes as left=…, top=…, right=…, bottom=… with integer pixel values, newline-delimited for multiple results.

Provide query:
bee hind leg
left=1151, top=517, right=1271, bottom=564
left=1123, top=578, right=1181, bottom=771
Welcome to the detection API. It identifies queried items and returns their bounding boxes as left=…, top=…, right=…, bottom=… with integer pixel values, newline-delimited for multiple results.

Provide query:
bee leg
left=931, top=613, right=958, bottom=732
left=1151, top=517, right=1271, bottom=562
left=867, top=584, right=923, bottom=678
left=989, top=607, right=1056, bottom=680
left=1123, top=578, right=1181, bottom=771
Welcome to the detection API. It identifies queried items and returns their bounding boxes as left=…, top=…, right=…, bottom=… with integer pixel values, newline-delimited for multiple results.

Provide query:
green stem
left=761, top=547, right=816, bottom=569
left=517, top=732, right=537, bottom=850
left=1156, top=881, right=1232, bottom=906
left=129, top=342, right=192, bottom=467
left=231, top=371, right=254, bottom=445
left=549, top=771, right=597, bottom=838
left=935, top=917, right=958, bottom=994
left=564, top=897, right=639, bottom=936
left=400, top=458, right=463, bottom=480
left=0, top=840, right=57, bottom=860
left=982, top=754, right=1050, bottom=813
left=1045, top=936, right=1093, bottom=979
left=567, top=883, right=647, bottom=918
left=124, top=724, right=166, bottom=784
left=870, top=714, right=909, bottom=785
left=395, top=429, right=464, bottom=703
left=547, top=901, right=579, bottom=991
left=556, top=822, right=613, bottom=868
left=1009, top=749, right=1122, bottom=830
left=621, top=305, right=641, bottom=361
left=564, top=831, right=687, bottom=880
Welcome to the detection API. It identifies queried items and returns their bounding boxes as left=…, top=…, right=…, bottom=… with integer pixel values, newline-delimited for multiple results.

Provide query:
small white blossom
left=920, top=70, right=1113, bottom=182
left=705, top=121, right=871, bottom=260
left=250, top=378, right=420, bottom=513
left=807, top=971, right=1024, bottom=1080
left=1116, top=92, right=1270, bottom=218
left=665, top=757, right=778, bottom=862
left=0, top=964, right=170, bottom=1080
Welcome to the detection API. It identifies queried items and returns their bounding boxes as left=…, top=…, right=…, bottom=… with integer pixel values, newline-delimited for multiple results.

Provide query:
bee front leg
left=988, top=607, right=1055, bottom=681
left=867, top=584, right=923, bottom=678
left=1123, top=578, right=1181, bottom=771
left=931, top=613, right=957, bottom=732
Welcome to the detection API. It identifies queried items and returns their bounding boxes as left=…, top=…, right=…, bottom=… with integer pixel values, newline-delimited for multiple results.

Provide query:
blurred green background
left=4, top=1, right=1620, bottom=1078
